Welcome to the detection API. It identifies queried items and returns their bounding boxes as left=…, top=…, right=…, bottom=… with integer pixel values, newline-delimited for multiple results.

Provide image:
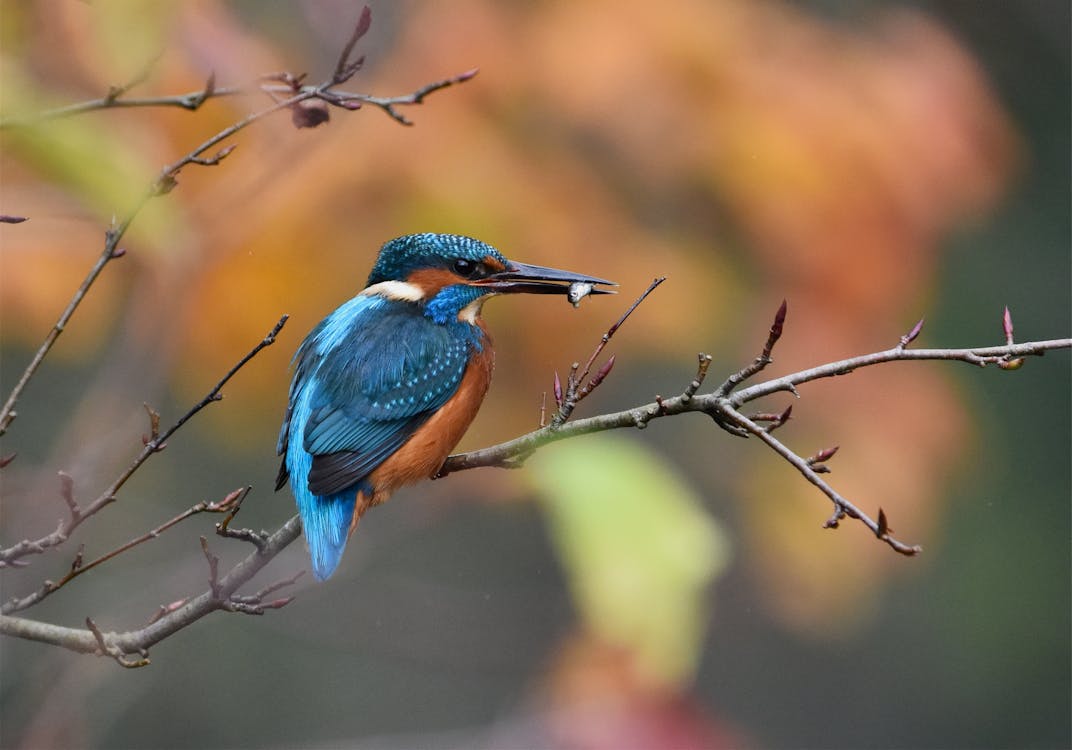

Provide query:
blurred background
left=1, top=1, right=1068, bottom=748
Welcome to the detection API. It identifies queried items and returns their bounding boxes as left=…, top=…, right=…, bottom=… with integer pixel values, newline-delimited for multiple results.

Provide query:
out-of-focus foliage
left=532, top=434, right=730, bottom=689
left=0, top=0, right=1016, bottom=631
left=1, top=0, right=1067, bottom=748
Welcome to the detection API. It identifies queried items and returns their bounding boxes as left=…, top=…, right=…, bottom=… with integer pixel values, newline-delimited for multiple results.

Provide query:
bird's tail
left=295, top=489, right=357, bottom=580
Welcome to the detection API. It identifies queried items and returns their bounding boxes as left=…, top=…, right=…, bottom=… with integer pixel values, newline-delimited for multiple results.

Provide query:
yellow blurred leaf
left=530, top=434, right=730, bottom=689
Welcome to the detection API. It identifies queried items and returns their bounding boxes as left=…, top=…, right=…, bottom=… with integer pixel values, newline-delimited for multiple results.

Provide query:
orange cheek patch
left=482, top=256, right=507, bottom=273
left=408, top=268, right=466, bottom=295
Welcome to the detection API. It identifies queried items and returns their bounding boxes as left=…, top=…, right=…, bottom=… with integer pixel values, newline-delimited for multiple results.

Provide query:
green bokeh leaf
left=530, top=433, right=731, bottom=688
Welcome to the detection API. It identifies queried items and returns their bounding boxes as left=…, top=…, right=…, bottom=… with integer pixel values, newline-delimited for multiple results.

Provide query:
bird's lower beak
left=473, top=261, right=617, bottom=296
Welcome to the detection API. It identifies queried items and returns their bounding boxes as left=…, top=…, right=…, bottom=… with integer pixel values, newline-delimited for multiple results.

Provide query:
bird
left=276, top=233, right=615, bottom=580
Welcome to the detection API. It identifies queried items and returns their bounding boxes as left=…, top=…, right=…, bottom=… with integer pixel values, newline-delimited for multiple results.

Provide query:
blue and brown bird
left=277, top=233, right=615, bottom=580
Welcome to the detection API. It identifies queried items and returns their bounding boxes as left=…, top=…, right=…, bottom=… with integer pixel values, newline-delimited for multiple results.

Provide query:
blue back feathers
left=278, top=234, right=497, bottom=579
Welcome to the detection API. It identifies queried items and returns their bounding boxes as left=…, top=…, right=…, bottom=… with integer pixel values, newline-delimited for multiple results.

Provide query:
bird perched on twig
left=277, top=233, right=615, bottom=579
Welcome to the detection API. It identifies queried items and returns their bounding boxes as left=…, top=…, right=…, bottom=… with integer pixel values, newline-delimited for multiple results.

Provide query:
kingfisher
left=276, top=233, right=615, bottom=580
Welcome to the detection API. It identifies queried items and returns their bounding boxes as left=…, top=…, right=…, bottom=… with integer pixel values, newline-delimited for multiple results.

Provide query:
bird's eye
left=452, top=259, right=488, bottom=279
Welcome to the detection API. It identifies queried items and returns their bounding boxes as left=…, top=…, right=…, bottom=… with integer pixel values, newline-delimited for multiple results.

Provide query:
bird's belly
left=368, top=347, right=494, bottom=502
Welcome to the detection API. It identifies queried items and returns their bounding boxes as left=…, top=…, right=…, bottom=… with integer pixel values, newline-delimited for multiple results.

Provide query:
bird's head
left=364, top=233, right=615, bottom=324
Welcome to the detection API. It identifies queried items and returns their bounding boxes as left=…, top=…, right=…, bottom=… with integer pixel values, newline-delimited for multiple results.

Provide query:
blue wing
left=276, top=294, right=479, bottom=579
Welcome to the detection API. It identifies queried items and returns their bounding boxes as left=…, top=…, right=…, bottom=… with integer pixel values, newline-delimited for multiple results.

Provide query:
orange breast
left=366, top=341, right=495, bottom=504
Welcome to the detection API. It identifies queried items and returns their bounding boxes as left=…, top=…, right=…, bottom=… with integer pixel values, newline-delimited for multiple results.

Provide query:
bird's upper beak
left=473, top=261, right=617, bottom=296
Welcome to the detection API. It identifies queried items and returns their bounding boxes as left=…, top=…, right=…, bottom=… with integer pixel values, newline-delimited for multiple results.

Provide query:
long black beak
left=474, top=261, right=617, bottom=296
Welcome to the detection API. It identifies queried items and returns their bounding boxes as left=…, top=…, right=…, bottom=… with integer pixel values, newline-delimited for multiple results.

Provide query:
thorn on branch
left=0, top=215, right=28, bottom=224
left=0, top=453, right=16, bottom=468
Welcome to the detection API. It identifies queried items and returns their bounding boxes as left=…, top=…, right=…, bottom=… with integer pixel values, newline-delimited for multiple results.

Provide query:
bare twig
left=332, top=5, right=372, bottom=83
left=441, top=338, right=1071, bottom=476
left=717, top=404, right=921, bottom=555
left=552, top=277, right=665, bottom=426
left=86, top=616, right=150, bottom=668
left=0, top=516, right=304, bottom=663
left=0, top=4, right=478, bottom=664
left=0, top=6, right=475, bottom=436
left=715, top=299, right=788, bottom=398
left=899, top=317, right=926, bottom=349
left=1, top=488, right=249, bottom=613
left=0, top=6, right=476, bottom=131
left=442, top=326, right=1072, bottom=553
left=316, top=69, right=480, bottom=126
left=4, top=332, right=1069, bottom=659
left=0, top=84, right=242, bottom=127
left=0, top=316, right=288, bottom=573
left=0, top=213, right=139, bottom=437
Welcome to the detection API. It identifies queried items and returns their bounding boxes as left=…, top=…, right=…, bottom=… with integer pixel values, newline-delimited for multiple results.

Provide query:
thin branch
left=1, top=488, right=248, bottom=614
left=1, top=7, right=476, bottom=131
left=0, top=86, right=242, bottom=126
left=0, top=213, right=140, bottom=437
left=4, top=334, right=1069, bottom=659
left=552, top=277, right=665, bottom=426
left=719, top=404, right=921, bottom=555
left=0, top=516, right=303, bottom=662
left=332, top=5, right=372, bottom=83
left=715, top=299, right=787, bottom=397
left=444, top=338, right=1072, bottom=464
left=727, top=339, right=1069, bottom=405
left=316, top=69, right=480, bottom=126
left=0, top=316, right=288, bottom=572
left=441, top=335, right=1072, bottom=551
left=0, top=6, right=475, bottom=435
left=0, top=4, right=480, bottom=663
